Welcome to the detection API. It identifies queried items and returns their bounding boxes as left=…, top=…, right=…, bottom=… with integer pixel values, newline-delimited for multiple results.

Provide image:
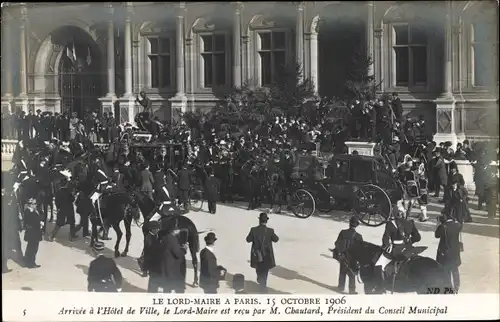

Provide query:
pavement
left=2, top=160, right=499, bottom=294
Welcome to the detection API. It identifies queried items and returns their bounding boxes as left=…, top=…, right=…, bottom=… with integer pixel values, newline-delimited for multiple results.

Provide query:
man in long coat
left=435, top=213, right=462, bottom=293
left=433, top=149, right=448, bottom=200
left=245, top=212, right=279, bottom=293
left=178, top=164, right=193, bottom=209
left=161, top=228, right=187, bottom=293
left=143, top=221, right=164, bottom=292
left=204, top=171, right=220, bottom=214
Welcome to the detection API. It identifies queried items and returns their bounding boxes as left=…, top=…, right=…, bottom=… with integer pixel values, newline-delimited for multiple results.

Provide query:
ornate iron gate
left=59, top=57, right=104, bottom=118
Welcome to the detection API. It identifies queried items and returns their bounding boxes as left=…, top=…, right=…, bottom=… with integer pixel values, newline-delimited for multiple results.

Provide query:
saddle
left=385, top=246, right=428, bottom=277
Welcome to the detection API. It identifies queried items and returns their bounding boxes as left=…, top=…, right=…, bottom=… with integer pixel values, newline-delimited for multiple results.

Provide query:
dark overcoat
left=23, top=208, right=44, bottom=242
left=246, top=224, right=279, bottom=269
left=435, top=220, right=462, bottom=267
left=199, top=248, right=222, bottom=289
left=204, top=176, right=220, bottom=202
left=160, top=232, right=186, bottom=282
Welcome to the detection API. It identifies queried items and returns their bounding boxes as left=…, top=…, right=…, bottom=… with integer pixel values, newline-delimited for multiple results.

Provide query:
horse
left=341, top=240, right=453, bottom=294
left=131, top=189, right=200, bottom=287
left=72, top=155, right=135, bottom=257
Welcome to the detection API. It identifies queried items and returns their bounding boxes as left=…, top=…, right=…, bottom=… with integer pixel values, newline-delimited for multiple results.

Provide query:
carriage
left=289, top=153, right=404, bottom=227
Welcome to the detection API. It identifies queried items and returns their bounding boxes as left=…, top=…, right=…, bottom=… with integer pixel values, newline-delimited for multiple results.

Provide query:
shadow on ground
left=242, top=260, right=342, bottom=294
left=48, top=222, right=145, bottom=277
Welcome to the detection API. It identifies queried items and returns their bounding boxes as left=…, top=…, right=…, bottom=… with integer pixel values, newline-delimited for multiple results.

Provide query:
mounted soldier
left=374, top=208, right=422, bottom=292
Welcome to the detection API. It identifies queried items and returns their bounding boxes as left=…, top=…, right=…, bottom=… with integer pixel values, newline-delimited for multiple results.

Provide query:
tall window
left=472, top=22, right=495, bottom=87
left=258, top=31, right=286, bottom=86
left=201, top=34, right=226, bottom=88
left=148, top=37, right=171, bottom=88
left=393, top=24, right=427, bottom=86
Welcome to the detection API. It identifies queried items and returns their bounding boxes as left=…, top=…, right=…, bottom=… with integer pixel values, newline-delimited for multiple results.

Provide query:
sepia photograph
left=1, top=1, right=499, bottom=319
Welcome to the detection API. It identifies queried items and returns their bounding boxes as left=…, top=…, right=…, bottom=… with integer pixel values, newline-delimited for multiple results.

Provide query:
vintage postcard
left=2, top=1, right=498, bottom=321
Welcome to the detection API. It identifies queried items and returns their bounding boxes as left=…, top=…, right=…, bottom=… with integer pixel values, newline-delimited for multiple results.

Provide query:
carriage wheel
left=352, top=184, right=392, bottom=227
left=188, top=188, right=204, bottom=212
left=290, top=189, right=316, bottom=219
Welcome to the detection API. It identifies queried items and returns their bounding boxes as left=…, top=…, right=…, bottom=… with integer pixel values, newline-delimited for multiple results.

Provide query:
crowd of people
left=1, top=91, right=498, bottom=294
left=1, top=108, right=120, bottom=143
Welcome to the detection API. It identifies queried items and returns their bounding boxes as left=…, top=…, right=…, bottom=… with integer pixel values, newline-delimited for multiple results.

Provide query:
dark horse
left=340, top=240, right=453, bottom=294
left=73, top=153, right=135, bottom=257
left=131, top=189, right=200, bottom=287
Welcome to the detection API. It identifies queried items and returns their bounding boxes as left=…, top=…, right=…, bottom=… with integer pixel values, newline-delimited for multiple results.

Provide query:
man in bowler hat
left=200, top=232, right=226, bottom=294
left=246, top=213, right=279, bottom=293
left=332, top=216, right=363, bottom=294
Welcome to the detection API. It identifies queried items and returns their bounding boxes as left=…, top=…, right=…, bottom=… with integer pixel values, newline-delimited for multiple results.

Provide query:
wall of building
left=1, top=1, right=497, bottom=141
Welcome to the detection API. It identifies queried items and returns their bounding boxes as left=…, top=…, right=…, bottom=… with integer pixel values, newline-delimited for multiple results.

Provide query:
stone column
left=366, top=1, right=374, bottom=77
left=99, top=4, right=117, bottom=115
left=124, top=14, right=133, bottom=96
left=373, top=28, right=383, bottom=88
left=310, top=32, right=318, bottom=94
left=442, top=1, right=453, bottom=97
left=434, top=0, right=457, bottom=148
left=16, top=4, right=29, bottom=112
left=296, top=3, right=305, bottom=76
left=120, top=2, right=136, bottom=124
left=176, top=15, right=185, bottom=95
left=233, top=3, right=242, bottom=88
left=170, top=5, right=187, bottom=117
left=107, top=19, right=116, bottom=96
left=241, top=35, right=250, bottom=82
left=1, top=11, right=14, bottom=112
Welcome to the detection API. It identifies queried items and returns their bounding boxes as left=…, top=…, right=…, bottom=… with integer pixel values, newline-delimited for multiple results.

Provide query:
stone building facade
left=1, top=1, right=498, bottom=145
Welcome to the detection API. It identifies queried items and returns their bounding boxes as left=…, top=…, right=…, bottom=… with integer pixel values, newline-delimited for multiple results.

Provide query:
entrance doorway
left=318, top=19, right=365, bottom=100
left=56, top=26, right=104, bottom=119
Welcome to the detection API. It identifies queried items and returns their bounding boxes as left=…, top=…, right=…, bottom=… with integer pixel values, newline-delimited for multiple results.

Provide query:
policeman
left=333, top=216, right=363, bottom=294
left=87, top=244, right=123, bottom=292
left=374, top=209, right=421, bottom=289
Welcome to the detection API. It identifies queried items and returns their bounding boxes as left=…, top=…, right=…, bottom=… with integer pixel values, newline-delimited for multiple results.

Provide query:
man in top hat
left=87, top=244, right=123, bottom=292
left=178, top=163, right=193, bottom=210
left=246, top=213, right=279, bottom=293
left=332, top=216, right=363, bottom=294
left=200, top=232, right=226, bottom=294
left=23, top=196, right=44, bottom=268
left=204, top=170, right=220, bottom=214
left=433, top=148, right=448, bottom=201
left=143, top=220, right=164, bottom=292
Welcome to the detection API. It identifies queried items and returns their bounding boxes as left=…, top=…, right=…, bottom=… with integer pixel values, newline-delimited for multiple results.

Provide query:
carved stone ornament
left=384, top=4, right=423, bottom=22
left=310, top=17, right=319, bottom=34
left=192, top=18, right=216, bottom=33
left=250, top=15, right=276, bottom=29
left=437, top=109, right=452, bottom=133
left=141, top=22, right=171, bottom=34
